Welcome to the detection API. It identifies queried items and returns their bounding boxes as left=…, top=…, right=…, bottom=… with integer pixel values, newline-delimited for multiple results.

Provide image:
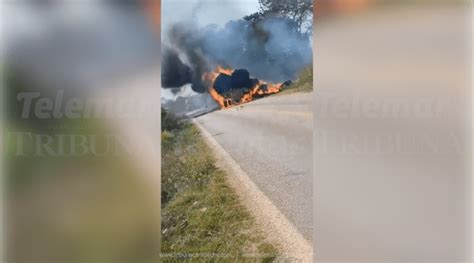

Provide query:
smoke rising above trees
left=259, top=0, right=313, bottom=31
left=161, top=0, right=313, bottom=94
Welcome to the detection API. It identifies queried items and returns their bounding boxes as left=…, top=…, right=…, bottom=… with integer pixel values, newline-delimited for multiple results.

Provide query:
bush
left=161, top=108, right=182, bottom=132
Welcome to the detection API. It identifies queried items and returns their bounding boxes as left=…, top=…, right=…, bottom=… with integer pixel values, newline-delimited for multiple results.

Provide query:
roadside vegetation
left=4, top=68, right=159, bottom=262
left=280, top=66, right=313, bottom=94
left=161, top=110, right=278, bottom=262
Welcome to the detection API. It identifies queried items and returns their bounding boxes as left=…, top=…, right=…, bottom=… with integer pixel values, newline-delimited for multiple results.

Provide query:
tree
left=258, top=0, right=313, bottom=33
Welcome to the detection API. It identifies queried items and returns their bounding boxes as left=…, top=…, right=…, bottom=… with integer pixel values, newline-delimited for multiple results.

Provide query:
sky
left=161, top=0, right=260, bottom=33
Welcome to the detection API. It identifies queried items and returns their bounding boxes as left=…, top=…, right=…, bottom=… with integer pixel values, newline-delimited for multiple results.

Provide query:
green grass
left=161, top=121, right=278, bottom=262
left=4, top=67, right=159, bottom=262
left=5, top=119, right=160, bottom=262
left=279, top=66, right=313, bottom=94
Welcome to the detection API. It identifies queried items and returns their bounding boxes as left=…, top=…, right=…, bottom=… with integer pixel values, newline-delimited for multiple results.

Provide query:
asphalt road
left=195, top=93, right=313, bottom=241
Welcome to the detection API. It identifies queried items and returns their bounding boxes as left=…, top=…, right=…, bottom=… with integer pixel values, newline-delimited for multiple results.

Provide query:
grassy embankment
left=161, top=111, right=277, bottom=262
left=279, top=66, right=313, bottom=94
left=4, top=69, right=159, bottom=262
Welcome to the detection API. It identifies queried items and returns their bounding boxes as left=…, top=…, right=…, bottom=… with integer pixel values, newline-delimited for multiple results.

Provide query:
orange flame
left=203, top=66, right=283, bottom=109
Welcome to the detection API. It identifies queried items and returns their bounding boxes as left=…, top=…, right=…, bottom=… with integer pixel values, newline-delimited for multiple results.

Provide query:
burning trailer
left=203, top=66, right=291, bottom=109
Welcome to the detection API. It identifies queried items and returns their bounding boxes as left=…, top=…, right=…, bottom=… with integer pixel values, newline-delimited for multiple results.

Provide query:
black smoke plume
left=161, top=48, right=192, bottom=88
left=162, top=23, right=210, bottom=93
left=161, top=16, right=312, bottom=93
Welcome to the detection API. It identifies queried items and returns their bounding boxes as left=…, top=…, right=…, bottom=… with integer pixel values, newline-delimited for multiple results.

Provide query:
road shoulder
left=193, top=119, right=313, bottom=262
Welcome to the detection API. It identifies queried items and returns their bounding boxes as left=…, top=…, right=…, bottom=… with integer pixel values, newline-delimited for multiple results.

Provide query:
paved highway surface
left=195, top=93, right=313, bottom=241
